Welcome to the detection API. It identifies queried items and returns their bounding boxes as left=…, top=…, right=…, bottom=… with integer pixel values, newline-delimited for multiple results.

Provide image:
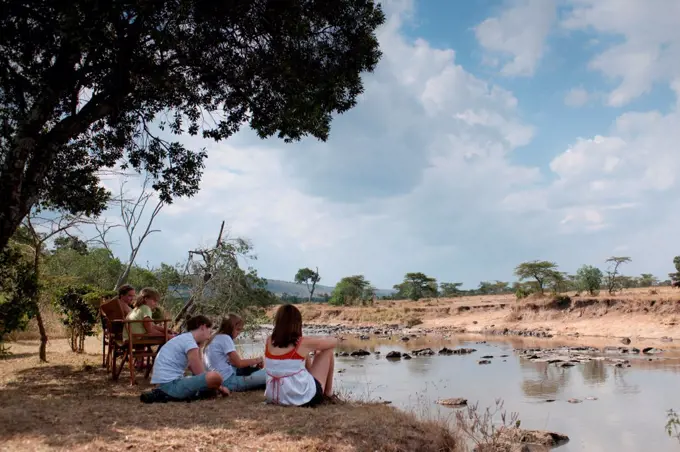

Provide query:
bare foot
left=218, top=386, right=231, bottom=397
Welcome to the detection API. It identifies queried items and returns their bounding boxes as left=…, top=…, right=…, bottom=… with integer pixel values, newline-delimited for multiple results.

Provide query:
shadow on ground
left=0, top=352, right=458, bottom=452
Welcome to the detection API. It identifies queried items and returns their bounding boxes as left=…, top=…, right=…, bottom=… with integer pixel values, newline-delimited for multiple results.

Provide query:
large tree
left=514, top=261, right=559, bottom=295
left=0, top=0, right=385, bottom=250
left=604, top=256, right=631, bottom=294
left=329, top=275, right=373, bottom=306
left=393, top=272, right=438, bottom=301
left=294, top=267, right=321, bottom=303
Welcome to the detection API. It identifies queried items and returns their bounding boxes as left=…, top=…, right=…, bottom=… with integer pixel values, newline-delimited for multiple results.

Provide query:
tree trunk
left=32, top=246, right=48, bottom=362
left=36, top=308, right=48, bottom=362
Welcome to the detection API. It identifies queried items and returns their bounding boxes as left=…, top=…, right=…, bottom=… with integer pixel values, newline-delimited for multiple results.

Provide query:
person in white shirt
left=264, top=304, right=338, bottom=407
left=204, top=314, right=266, bottom=391
left=150, top=315, right=229, bottom=400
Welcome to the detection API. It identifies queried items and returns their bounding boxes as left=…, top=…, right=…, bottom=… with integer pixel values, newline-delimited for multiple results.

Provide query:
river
left=241, top=331, right=680, bottom=451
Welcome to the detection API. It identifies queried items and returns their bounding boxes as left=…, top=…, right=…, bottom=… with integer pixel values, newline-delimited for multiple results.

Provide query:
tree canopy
left=0, top=0, right=386, bottom=250
left=329, top=275, right=374, bottom=306
left=514, top=261, right=559, bottom=295
left=294, top=267, right=321, bottom=302
left=575, top=265, right=603, bottom=295
left=393, top=272, right=438, bottom=301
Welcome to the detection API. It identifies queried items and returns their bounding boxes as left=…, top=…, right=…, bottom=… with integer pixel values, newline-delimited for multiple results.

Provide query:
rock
left=436, top=397, right=467, bottom=407
left=495, top=429, right=569, bottom=447
left=621, top=337, right=631, bottom=345
left=630, top=347, right=640, bottom=354
left=472, top=321, right=478, bottom=324
left=359, top=335, right=370, bottom=340
left=475, top=443, right=549, bottom=452
left=478, top=359, right=491, bottom=365
left=338, top=352, right=350, bottom=357
left=452, top=348, right=476, bottom=355
left=374, top=351, right=381, bottom=355
left=350, top=349, right=370, bottom=357
left=661, top=336, right=674, bottom=343
left=401, top=336, right=410, bottom=342
left=403, top=353, right=412, bottom=360
left=560, top=362, right=575, bottom=368
left=386, top=351, right=402, bottom=359
left=439, top=347, right=454, bottom=355
left=500, top=354, right=509, bottom=357
left=567, top=398, right=582, bottom=404
left=643, top=347, right=663, bottom=354
left=412, top=348, right=435, bottom=356
left=545, top=399, right=555, bottom=403
left=481, top=355, right=494, bottom=359
left=586, top=396, right=598, bottom=401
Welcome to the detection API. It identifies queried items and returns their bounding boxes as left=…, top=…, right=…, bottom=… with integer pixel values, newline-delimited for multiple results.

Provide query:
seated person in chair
left=150, top=315, right=228, bottom=400
left=116, top=284, right=136, bottom=317
left=124, top=287, right=170, bottom=341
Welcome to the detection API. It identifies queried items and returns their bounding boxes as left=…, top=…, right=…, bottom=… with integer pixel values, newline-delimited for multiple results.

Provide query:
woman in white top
left=264, top=304, right=338, bottom=407
left=204, top=314, right=266, bottom=391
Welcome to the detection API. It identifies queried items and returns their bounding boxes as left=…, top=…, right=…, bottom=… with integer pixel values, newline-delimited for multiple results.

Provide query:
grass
left=0, top=339, right=461, bottom=452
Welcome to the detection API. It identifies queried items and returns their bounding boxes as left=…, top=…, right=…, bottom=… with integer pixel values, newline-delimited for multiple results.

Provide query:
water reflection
left=239, top=333, right=680, bottom=451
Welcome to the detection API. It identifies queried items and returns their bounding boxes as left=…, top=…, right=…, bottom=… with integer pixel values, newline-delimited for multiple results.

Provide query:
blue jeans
left=158, top=374, right=209, bottom=399
left=224, top=368, right=267, bottom=392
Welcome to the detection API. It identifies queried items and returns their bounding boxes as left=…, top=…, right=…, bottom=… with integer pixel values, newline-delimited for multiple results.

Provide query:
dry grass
left=7, top=304, right=68, bottom=341
left=0, top=339, right=460, bottom=452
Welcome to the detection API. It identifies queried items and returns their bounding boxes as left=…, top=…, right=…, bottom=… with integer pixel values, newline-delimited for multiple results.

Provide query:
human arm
left=227, top=350, right=263, bottom=368
left=300, top=336, right=338, bottom=353
left=187, top=348, right=205, bottom=375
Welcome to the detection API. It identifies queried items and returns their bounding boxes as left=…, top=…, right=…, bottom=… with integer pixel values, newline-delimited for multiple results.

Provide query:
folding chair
left=119, top=319, right=170, bottom=385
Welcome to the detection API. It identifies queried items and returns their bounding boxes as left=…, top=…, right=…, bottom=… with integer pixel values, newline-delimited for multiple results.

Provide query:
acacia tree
left=440, top=282, right=463, bottom=297
left=575, top=265, right=603, bottom=296
left=670, top=257, right=680, bottom=284
left=514, top=261, right=559, bottom=295
left=0, top=1, right=386, bottom=251
left=393, top=272, right=438, bottom=301
left=329, top=275, right=373, bottom=306
left=294, top=267, right=321, bottom=303
left=605, top=256, right=631, bottom=294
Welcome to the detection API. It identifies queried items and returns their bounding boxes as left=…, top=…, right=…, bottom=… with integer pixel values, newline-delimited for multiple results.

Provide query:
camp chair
left=116, top=319, right=171, bottom=385
left=100, top=298, right=125, bottom=371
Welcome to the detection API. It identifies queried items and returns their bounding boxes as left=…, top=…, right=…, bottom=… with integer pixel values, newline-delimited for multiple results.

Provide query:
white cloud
left=475, top=0, right=557, bottom=76
left=564, top=87, right=590, bottom=107
left=563, top=0, right=680, bottom=106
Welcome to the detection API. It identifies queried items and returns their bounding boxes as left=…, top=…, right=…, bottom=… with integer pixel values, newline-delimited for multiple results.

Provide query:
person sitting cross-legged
left=146, top=315, right=228, bottom=402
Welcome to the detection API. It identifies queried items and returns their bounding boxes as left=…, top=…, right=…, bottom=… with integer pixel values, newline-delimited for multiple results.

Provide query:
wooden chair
left=100, top=298, right=125, bottom=371
left=118, top=319, right=170, bottom=385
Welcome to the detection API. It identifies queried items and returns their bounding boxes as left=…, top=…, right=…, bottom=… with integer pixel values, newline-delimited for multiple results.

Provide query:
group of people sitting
left=118, top=285, right=338, bottom=407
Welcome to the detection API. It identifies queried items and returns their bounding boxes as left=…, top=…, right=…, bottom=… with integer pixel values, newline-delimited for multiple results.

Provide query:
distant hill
left=265, top=279, right=395, bottom=298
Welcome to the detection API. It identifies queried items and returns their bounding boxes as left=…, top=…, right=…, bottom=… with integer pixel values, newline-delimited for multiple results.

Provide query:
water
left=239, top=333, right=680, bottom=451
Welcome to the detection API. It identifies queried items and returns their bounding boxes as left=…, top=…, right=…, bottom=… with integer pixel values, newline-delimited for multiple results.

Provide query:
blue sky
left=95, top=0, right=680, bottom=290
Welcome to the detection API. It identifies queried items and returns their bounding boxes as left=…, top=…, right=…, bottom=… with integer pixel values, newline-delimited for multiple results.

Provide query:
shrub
left=54, top=285, right=111, bottom=353
left=575, top=265, right=603, bottom=296
left=0, top=244, right=38, bottom=347
left=405, top=317, right=423, bottom=328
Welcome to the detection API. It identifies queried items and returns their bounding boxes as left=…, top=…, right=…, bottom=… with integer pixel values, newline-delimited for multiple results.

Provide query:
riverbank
left=292, top=287, right=680, bottom=347
left=0, top=339, right=459, bottom=452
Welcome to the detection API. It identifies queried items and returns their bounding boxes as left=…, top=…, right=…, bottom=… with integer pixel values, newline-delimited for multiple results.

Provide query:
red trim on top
left=265, top=336, right=305, bottom=360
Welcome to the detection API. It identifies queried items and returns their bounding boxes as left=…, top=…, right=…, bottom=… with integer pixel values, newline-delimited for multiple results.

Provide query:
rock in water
left=401, top=336, right=410, bottom=341
left=621, top=337, right=631, bottom=345
left=478, top=359, right=491, bottom=365
left=386, top=351, right=402, bottom=359
left=494, top=429, right=569, bottom=447
left=567, top=398, right=582, bottom=404
left=481, top=355, right=494, bottom=359
left=412, top=348, right=435, bottom=356
left=350, top=349, right=370, bottom=357
left=436, top=398, right=467, bottom=407
left=560, top=362, right=575, bottom=368
left=402, top=353, right=412, bottom=360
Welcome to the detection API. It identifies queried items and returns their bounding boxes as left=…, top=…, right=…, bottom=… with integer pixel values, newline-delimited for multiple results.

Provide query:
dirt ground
left=0, top=339, right=459, bottom=452
left=294, top=287, right=680, bottom=346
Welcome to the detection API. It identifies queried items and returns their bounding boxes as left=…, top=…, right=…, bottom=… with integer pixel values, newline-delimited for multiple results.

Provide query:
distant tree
left=0, top=0, right=386, bottom=251
left=575, top=265, right=603, bottom=296
left=393, top=272, right=438, bottom=301
left=440, top=282, right=463, bottom=297
left=669, top=256, right=680, bottom=282
left=329, top=275, right=372, bottom=306
left=514, top=261, right=559, bottom=295
left=639, top=273, right=658, bottom=288
left=294, top=267, right=321, bottom=303
left=546, top=271, right=569, bottom=294
left=477, top=281, right=494, bottom=295
left=53, top=236, right=89, bottom=255
left=604, top=256, right=632, bottom=294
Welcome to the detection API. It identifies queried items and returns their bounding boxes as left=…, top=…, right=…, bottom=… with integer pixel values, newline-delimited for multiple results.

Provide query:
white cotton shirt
left=203, top=334, right=237, bottom=382
left=150, top=332, right=199, bottom=384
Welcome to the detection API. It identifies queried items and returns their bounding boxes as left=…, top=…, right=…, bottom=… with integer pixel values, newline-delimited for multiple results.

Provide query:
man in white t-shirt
left=150, top=315, right=228, bottom=400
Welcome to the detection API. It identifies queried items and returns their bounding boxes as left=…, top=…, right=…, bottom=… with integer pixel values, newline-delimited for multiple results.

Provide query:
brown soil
left=290, top=287, right=680, bottom=347
left=0, top=339, right=460, bottom=452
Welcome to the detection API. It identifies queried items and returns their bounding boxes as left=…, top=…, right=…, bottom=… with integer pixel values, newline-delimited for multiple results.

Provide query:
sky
left=96, top=0, right=680, bottom=290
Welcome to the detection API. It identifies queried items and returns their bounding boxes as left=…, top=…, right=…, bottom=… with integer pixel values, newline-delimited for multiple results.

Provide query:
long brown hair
left=271, top=304, right=302, bottom=348
left=205, top=314, right=243, bottom=348
left=134, top=287, right=160, bottom=308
